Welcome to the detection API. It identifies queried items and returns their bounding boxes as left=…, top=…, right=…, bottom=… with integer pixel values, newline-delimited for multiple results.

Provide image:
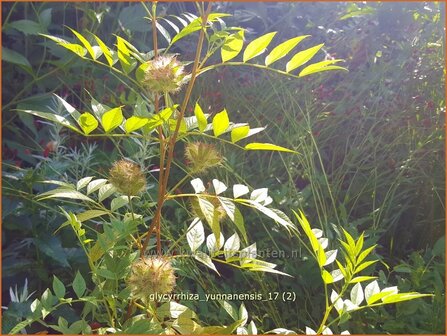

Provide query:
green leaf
left=357, top=245, right=376, bottom=265
left=349, top=276, right=377, bottom=284
left=244, top=142, right=297, bottom=153
left=38, top=188, right=95, bottom=203
left=381, top=292, right=432, bottom=304
left=194, top=251, right=219, bottom=274
left=68, top=27, right=96, bottom=59
left=243, top=32, right=276, bottom=62
left=52, top=276, right=66, bottom=299
left=2, top=47, right=32, bottom=70
left=17, top=109, right=81, bottom=133
left=92, top=34, right=114, bottom=66
left=239, top=303, right=248, bottom=327
left=187, top=218, right=205, bottom=252
left=125, top=116, right=148, bottom=133
left=194, top=102, right=208, bottom=132
left=355, top=260, right=378, bottom=273
left=224, top=232, right=240, bottom=260
left=86, top=179, right=108, bottom=195
left=286, top=43, right=324, bottom=72
left=299, top=60, right=346, bottom=77
left=77, top=176, right=94, bottom=190
left=72, top=271, right=86, bottom=298
left=265, top=35, right=310, bottom=66
left=41, top=34, right=86, bottom=57
left=171, top=18, right=202, bottom=45
left=116, top=36, right=135, bottom=73
left=96, top=268, right=117, bottom=280
left=212, top=109, right=230, bottom=137
left=322, top=269, right=334, bottom=284
left=220, top=300, right=238, bottom=320
left=78, top=112, right=98, bottom=135
left=219, top=198, right=248, bottom=243
left=98, top=184, right=117, bottom=202
left=101, top=107, right=123, bottom=133
left=111, top=196, right=130, bottom=212
left=222, top=30, right=245, bottom=62
left=8, top=19, right=45, bottom=35
left=350, top=283, right=364, bottom=306
left=231, top=125, right=250, bottom=143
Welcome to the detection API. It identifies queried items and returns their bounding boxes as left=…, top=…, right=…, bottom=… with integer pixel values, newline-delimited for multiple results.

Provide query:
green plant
left=5, top=2, right=434, bottom=334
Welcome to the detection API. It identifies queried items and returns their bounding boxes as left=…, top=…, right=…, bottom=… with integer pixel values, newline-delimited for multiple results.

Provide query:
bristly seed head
left=109, top=159, right=146, bottom=196
left=141, top=55, right=189, bottom=94
left=185, top=142, right=223, bottom=174
left=127, top=256, right=176, bottom=303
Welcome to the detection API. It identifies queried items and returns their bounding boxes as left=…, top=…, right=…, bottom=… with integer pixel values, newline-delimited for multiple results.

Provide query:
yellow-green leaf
left=93, top=34, right=113, bottom=66
left=194, top=102, right=207, bottom=132
left=244, top=142, right=297, bottom=153
left=221, top=30, right=245, bottom=63
left=78, top=112, right=98, bottom=135
left=68, top=27, right=95, bottom=59
left=212, top=109, right=230, bottom=137
left=243, top=32, right=276, bottom=62
left=286, top=43, right=324, bottom=72
left=101, top=107, right=123, bottom=133
left=41, top=33, right=87, bottom=57
left=322, top=269, right=334, bottom=284
left=299, top=59, right=346, bottom=77
left=265, top=35, right=309, bottom=66
left=231, top=125, right=250, bottom=143
left=125, top=116, right=148, bottom=133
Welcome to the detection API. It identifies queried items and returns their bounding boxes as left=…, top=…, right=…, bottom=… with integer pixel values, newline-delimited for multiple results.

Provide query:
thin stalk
left=141, top=2, right=213, bottom=255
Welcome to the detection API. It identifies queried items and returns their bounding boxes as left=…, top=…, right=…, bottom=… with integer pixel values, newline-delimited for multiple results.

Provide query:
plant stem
left=140, top=2, right=213, bottom=255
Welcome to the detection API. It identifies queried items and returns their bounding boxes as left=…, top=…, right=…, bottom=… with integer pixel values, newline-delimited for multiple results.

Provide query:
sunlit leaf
left=221, top=30, right=245, bottom=63
left=125, top=116, right=148, bottom=133
left=231, top=125, right=250, bottom=143
left=244, top=142, right=297, bottom=153
left=194, top=102, right=207, bottom=132
left=224, top=232, right=240, bottom=260
left=265, top=35, right=310, bottom=66
left=286, top=44, right=324, bottom=72
left=212, top=109, right=230, bottom=137
left=101, top=107, right=123, bottom=133
left=68, top=27, right=96, bottom=59
left=78, top=112, right=98, bottom=135
left=187, top=218, right=205, bottom=252
left=243, top=32, right=276, bottom=62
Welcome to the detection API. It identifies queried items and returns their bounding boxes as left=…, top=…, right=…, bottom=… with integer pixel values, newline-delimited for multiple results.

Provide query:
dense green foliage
left=2, top=2, right=444, bottom=335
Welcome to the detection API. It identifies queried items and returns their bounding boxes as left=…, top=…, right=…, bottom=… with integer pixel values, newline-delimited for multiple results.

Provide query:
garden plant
left=2, top=2, right=442, bottom=335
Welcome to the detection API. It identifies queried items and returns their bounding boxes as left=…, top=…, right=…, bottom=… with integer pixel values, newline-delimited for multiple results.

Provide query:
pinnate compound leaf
left=243, top=32, right=276, bottom=62
left=265, top=35, right=309, bottom=66
left=286, top=44, right=324, bottom=72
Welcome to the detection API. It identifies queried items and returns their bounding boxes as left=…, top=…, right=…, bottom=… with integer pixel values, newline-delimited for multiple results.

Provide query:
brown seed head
left=109, top=159, right=146, bottom=196
left=127, top=256, right=176, bottom=303
left=185, top=142, right=223, bottom=174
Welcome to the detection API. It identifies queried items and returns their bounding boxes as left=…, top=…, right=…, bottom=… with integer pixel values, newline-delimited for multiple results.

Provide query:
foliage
left=2, top=2, right=442, bottom=335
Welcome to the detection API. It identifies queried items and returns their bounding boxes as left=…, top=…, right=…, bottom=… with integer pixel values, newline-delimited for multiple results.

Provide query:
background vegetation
left=2, top=2, right=445, bottom=334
